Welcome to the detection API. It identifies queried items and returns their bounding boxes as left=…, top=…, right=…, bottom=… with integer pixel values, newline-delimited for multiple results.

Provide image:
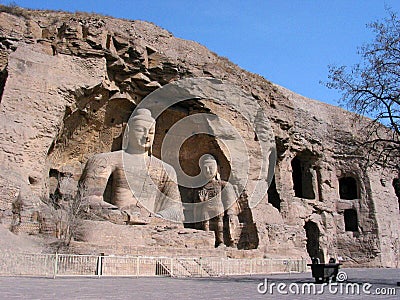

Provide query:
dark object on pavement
left=307, top=257, right=342, bottom=283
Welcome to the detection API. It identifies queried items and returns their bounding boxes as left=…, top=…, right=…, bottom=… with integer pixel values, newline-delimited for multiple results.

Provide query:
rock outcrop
left=0, top=6, right=399, bottom=266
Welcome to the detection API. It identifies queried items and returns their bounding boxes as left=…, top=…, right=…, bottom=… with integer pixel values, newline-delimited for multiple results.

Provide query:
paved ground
left=0, top=268, right=399, bottom=299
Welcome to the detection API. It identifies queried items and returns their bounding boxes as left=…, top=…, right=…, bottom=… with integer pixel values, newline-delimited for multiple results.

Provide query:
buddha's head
left=124, top=108, right=156, bottom=153
left=200, top=154, right=219, bottom=181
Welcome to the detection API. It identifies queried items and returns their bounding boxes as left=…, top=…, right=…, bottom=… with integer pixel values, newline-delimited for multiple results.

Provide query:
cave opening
left=152, top=104, right=231, bottom=227
left=304, top=221, right=324, bottom=263
left=175, top=131, right=232, bottom=229
left=151, top=101, right=259, bottom=250
left=48, top=168, right=60, bottom=203
left=291, top=155, right=316, bottom=199
left=339, top=177, right=358, bottom=200
left=344, top=209, right=358, bottom=232
left=292, top=157, right=303, bottom=197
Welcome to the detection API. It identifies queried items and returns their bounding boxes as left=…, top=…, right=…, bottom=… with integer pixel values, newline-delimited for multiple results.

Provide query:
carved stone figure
left=79, top=108, right=184, bottom=223
left=194, top=154, right=240, bottom=247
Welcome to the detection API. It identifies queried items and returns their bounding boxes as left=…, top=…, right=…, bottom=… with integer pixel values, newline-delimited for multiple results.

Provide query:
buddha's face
left=201, top=160, right=218, bottom=181
left=128, top=120, right=155, bottom=151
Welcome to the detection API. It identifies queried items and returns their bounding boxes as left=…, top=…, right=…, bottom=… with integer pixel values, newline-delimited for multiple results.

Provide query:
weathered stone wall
left=0, top=7, right=399, bottom=266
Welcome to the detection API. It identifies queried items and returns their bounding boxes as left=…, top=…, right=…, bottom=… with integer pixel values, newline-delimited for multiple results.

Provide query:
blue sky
left=3, top=0, right=400, bottom=108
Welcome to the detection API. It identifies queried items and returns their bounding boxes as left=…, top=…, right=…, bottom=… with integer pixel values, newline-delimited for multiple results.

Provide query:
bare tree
left=325, top=9, right=400, bottom=170
left=44, top=172, right=87, bottom=250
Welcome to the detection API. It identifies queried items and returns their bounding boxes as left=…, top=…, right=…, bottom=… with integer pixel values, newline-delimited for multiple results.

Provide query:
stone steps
left=175, top=259, right=210, bottom=277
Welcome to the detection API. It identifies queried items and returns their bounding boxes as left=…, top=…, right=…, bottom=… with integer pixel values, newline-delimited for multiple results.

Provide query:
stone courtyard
left=0, top=268, right=398, bottom=299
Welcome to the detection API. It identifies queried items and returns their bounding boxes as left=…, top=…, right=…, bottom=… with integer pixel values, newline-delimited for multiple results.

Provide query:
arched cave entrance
left=339, top=177, right=358, bottom=200
left=152, top=102, right=231, bottom=224
left=304, top=221, right=324, bottom=263
left=344, top=209, right=358, bottom=232
left=176, top=132, right=232, bottom=228
left=291, top=153, right=316, bottom=199
left=151, top=100, right=258, bottom=249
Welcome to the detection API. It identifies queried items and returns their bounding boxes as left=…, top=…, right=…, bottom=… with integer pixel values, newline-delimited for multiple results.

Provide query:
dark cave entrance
left=292, top=157, right=302, bottom=197
left=344, top=209, right=358, bottom=232
left=339, top=177, right=358, bottom=200
left=304, top=221, right=324, bottom=263
left=291, top=155, right=316, bottom=199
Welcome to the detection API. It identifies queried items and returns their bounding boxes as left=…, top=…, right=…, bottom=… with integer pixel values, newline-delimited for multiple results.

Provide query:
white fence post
left=53, top=253, right=58, bottom=279
left=170, top=258, right=173, bottom=277
left=136, top=256, right=139, bottom=277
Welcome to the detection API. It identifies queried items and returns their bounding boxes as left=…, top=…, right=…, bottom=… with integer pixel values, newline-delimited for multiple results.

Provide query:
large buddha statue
left=79, top=108, right=184, bottom=224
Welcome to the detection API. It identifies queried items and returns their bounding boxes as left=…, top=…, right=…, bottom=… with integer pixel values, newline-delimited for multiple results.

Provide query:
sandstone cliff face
left=0, top=7, right=399, bottom=266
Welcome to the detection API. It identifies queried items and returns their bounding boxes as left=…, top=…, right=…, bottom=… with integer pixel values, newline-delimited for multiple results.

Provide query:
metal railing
left=0, top=252, right=307, bottom=278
